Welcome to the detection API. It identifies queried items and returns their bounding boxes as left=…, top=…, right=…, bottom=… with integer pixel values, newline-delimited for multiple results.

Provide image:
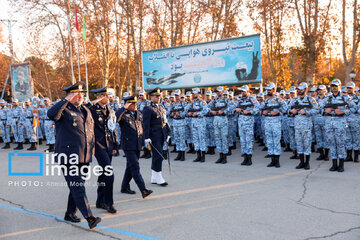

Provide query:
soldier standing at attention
left=88, top=87, right=117, bottom=214
left=47, top=81, right=101, bottom=229
left=43, top=98, right=55, bottom=152
left=235, top=85, right=260, bottom=166
left=261, top=82, right=288, bottom=168
left=288, top=83, right=318, bottom=170
left=116, top=95, right=153, bottom=198
left=143, top=87, right=170, bottom=186
left=320, top=79, right=356, bottom=172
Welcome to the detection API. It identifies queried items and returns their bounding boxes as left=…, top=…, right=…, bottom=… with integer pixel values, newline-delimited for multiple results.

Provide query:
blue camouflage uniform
left=236, top=95, right=260, bottom=156
left=204, top=99, right=216, bottom=150
left=0, top=105, right=10, bottom=143
left=345, top=93, right=360, bottom=152
left=10, top=105, right=25, bottom=144
left=313, top=96, right=328, bottom=159
left=23, top=105, right=37, bottom=143
left=169, top=100, right=187, bottom=152
left=44, top=105, right=55, bottom=146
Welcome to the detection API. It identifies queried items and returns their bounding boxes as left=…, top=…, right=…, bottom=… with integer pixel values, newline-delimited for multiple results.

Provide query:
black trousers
left=95, top=149, right=114, bottom=206
left=122, top=150, right=146, bottom=191
left=151, top=140, right=164, bottom=172
left=62, top=163, right=92, bottom=218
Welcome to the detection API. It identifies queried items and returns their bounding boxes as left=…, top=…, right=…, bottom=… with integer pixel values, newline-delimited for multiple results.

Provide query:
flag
left=75, top=5, right=80, bottom=31
left=82, top=15, right=86, bottom=39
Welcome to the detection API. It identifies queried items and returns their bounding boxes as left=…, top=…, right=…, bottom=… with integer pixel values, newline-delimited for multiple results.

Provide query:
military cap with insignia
left=90, top=86, right=114, bottom=95
left=123, top=95, right=138, bottom=103
left=62, top=81, right=86, bottom=93
left=148, top=87, right=162, bottom=96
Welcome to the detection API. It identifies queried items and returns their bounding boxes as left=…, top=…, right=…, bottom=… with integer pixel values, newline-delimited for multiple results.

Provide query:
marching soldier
left=288, top=83, right=318, bottom=170
left=47, top=81, right=101, bottom=229
left=235, top=85, right=260, bottom=166
left=143, top=87, right=170, bottom=186
left=116, top=95, right=153, bottom=198
left=320, top=79, right=357, bottom=172
left=261, top=82, right=288, bottom=168
left=88, top=87, right=117, bottom=214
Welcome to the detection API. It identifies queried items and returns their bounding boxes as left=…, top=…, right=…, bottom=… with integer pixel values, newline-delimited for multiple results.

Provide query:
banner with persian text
left=142, top=34, right=261, bottom=90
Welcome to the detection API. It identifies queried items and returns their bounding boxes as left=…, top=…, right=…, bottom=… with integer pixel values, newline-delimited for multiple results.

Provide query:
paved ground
left=0, top=142, right=360, bottom=240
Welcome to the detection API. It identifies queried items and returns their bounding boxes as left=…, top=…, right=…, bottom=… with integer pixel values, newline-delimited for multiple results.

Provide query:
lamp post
left=349, top=70, right=356, bottom=82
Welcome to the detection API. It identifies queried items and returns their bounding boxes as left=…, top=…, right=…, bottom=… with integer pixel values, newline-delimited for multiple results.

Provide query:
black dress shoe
left=64, top=213, right=81, bottom=223
left=86, top=216, right=101, bottom=229
left=96, top=203, right=107, bottom=209
left=107, top=205, right=117, bottom=214
left=121, top=188, right=136, bottom=194
left=158, top=182, right=168, bottom=186
left=141, top=189, right=153, bottom=198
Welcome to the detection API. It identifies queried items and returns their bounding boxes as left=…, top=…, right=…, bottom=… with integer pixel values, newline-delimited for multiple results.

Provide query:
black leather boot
left=304, top=155, right=310, bottom=170
left=200, top=151, right=206, bottom=162
left=316, top=148, right=325, bottom=160
left=274, top=155, right=280, bottom=168
left=174, top=151, right=182, bottom=161
left=215, top=153, right=223, bottom=164
left=290, top=150, right=298, bottom=159
left=226, top=148, right=232, bottom=156
left=284, top=143, right=292, bottom=152
left=222, top=154, right=227, bottom=164
left=187, top=143, right=195, bottom=154
left=27, top=142, right=37, bottom=151
left=354, top=150, right=359, bottom=162
left=311, top=143, right=316, bottom=152
left=38, top=139, right=43, bottom=145
left=267, top=155, right=275, bottom=167
left=86, top=216, right=101, bottom=229
left=193, top=150, right=201, bottom=162
left=2, top=142, right=10, bottom=149
left=171, top=146, right=177, bottom=153
left=246, top=155, right=252, bottom=166
left=210, top=147, right=216, bottom=155
left=296, top=154, right=305, bottom=169
left=329, top=159, right=338, bottom=171
left=324, top=149, right=329, bottom=161
left=241, top=154, right=248, bottom=165
left=345, top=150, right=353, bottom=162
left=14, top=142, right=23, bottom=150
left=337, top=159, right=344, bottom=172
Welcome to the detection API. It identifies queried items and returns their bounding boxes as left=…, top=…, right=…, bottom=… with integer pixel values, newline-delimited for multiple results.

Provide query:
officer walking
left=47, top=81, right=101, bottom=229
left=143, top=87, right=170, bottom=186
left=116, top=95, right=153, bottom=198
left=88, top=87, right=117, bottom=214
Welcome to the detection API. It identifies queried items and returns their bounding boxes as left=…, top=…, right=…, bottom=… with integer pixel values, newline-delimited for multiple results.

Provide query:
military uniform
left=10, top=102, right=25, bottom=149
left=236, top=86, right=260, bottom=165
left=313, top=89, right=329, bottom=161
left=288, top=83, right=318, bottom=170
left=320, top=79, right=356, bottom=172
left=170, top=91, right=187, bottom=161
left=345, top=84, right=360, bottom=162
left=143, top=87, right=170, bottom=186
left=89, top=87, right=118, bottom=213
left=261, top=83, right=288, bottom=168
left=47, top=81, right=101, bottom=229
left=116, top=95, right=152, bottom=198
left=0, top=101, right=11, bottom=148
left=185, top=89, right=209, bottom=162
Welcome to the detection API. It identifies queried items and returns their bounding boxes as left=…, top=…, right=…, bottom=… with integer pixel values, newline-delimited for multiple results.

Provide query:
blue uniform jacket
left=116, top=107, right=144, bottom=151
left=142, top=102, right=170, bottom=142
left=47, top=99, right=95, bottom=163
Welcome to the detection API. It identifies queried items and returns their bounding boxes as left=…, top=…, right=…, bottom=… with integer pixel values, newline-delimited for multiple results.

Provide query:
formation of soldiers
left=0, top=98, right=55, bottom=151
left=1, top=78, right=359, bottom=174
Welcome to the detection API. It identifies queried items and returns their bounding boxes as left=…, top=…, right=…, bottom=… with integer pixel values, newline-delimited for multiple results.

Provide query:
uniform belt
left=45, top=119, right=51, bottom=120
left=26, top=117, right=33, bottom=119
left=240, top=113, right=253, bottom=116
left=174, top=118, right=185, bottom=120
left=190, top=116, right=202, bottom=118
left=323, top=113, right=345, bottom=117
left=264, top=114, right=280, bottom=117
left=151, top=124, right=163, bottom=127
left=215, top=113, right=226, bottom=116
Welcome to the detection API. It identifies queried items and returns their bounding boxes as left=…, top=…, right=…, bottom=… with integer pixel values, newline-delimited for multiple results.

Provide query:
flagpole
left=82, top=14, right=89, bottom=98
left=67, top=19, right=75, bottom=84
left=83, top=35, right=89, bottom=98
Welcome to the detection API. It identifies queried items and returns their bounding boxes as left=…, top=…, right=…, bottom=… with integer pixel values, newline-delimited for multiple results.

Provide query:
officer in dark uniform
left=88, top=86, right=117, bottom=214
left=47, top=81, right=101, bottom=229
left=116, top=95, right=153, bottom=198
left=143, top=87, right=170, bottom=186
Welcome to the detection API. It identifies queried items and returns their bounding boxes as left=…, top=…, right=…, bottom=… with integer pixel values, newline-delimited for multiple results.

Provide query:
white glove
left=166, top=136, right=171, bottom=143
left=145, top=139, right=152, bottom=148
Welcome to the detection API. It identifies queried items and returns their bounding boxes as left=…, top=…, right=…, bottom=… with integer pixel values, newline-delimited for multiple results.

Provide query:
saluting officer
left=47, top=81, right=101, bottom=229
left=88, top=87, right=117, bottom=214
left=143, top=87, right=170, bottom=186
left=116, top=95, right=153, bottom=198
